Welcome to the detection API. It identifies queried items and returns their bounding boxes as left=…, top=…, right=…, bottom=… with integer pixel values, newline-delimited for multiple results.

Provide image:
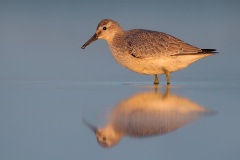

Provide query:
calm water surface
left=0, top=80, right=240, bottom=160
left=1, top=0, right=240, bottom=159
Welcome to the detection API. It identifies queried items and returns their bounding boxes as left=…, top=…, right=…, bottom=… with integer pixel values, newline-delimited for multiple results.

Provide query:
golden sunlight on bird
left=82, top=19, right=217, bottom=84
left=83, top=86, right=213, bottom=148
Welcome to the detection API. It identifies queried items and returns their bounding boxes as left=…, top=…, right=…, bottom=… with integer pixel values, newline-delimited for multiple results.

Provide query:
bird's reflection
left=84, top=86, right=211, bottom=148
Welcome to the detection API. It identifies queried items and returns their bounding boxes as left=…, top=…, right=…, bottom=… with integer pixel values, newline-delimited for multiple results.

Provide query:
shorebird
left=83, top=86, right=210, bottom=148
left=82, top=19, right=217, bottom=84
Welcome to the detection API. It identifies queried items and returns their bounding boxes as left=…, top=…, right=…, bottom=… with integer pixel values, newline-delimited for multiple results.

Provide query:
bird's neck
left=108, top=29, right=125, bottom=45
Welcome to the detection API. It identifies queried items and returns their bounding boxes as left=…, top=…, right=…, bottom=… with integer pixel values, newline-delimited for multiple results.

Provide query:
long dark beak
left=82, top=118, right=97, bottom=134
left=81, top=33, right=98, bottom=49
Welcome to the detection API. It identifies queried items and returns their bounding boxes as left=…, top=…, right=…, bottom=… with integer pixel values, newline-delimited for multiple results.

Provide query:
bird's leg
left=163, top=68, right=170, bottom=85
left=154, top=75, right=159, bottom=85
left=163, top=85, right=170, bottom=99
left=154, top=83, right=159, bottom=93
left=165, top=85, right=170, bottom=96
left=165, top=71, right=170, bottom=85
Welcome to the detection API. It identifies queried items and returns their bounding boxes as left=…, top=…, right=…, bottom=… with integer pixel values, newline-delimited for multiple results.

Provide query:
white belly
left=110, top=48, right=211, bottom=75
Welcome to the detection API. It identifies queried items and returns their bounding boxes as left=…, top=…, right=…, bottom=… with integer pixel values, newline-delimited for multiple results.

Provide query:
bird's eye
left=103, top=27, right=107, bottom=30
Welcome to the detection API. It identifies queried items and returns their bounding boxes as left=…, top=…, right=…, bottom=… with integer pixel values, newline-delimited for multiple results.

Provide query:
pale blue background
left=1, top=0, right=240, bottom=160
left=1, top=0, right=240, bottom=82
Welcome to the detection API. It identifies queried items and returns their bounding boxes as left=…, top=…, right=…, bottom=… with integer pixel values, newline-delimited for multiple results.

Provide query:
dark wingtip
left=201, top=49, right=218, bottom=54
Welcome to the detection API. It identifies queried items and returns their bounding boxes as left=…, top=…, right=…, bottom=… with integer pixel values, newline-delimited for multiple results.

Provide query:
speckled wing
left=125, top=29, right=202, bottom=59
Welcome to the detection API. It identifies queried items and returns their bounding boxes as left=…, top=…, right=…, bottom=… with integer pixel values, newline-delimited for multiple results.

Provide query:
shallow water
left=1, top=80, right=239, bottom=160
left=1, top=0, right=240, bottom=159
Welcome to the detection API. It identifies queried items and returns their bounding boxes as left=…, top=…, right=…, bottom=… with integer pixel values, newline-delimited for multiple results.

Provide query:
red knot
left=82, top=19, right=217, bottom=84
left=83, top=86, right=209, bottom=148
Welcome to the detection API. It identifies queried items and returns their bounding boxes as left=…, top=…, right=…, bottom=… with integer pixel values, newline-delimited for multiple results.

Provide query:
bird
left=81, top=19, right=217, bottom=84
left=83, top=86, right=211, bottom=148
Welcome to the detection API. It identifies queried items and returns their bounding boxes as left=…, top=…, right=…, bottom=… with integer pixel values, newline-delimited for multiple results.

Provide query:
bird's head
left=96, top=126, right=123, bottom=148
left=81, top=19, right=123, bottom=49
